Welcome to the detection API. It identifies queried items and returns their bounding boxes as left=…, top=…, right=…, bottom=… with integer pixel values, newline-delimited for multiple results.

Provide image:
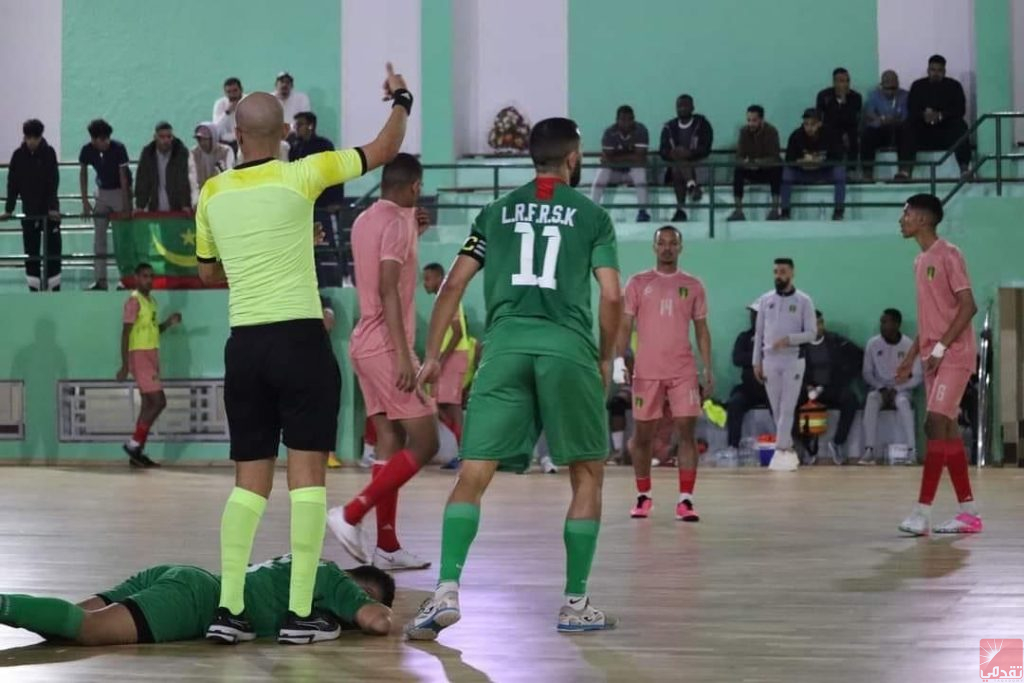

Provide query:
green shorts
left=98, top=565, right=220, bottom=643
left=460, top=353, right=608, bottom=470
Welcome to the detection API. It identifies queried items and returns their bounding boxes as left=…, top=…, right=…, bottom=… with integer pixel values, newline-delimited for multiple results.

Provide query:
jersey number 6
left=512, top=222, right=561, bottom=289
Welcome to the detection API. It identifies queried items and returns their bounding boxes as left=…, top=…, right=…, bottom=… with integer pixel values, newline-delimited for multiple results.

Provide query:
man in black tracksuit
left=903, top=54, right=971, bottom=178
left=725, top=303, right=769, bottom=450
left=2, top=119, right=62, bottom=291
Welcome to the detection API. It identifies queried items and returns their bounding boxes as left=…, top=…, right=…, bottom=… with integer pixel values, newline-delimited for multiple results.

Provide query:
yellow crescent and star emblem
left=149, top=223, right=198, bottom=268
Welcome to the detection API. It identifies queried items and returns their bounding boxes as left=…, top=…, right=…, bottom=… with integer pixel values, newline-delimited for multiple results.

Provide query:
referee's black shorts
left=224, top=319, right=340, bottom=461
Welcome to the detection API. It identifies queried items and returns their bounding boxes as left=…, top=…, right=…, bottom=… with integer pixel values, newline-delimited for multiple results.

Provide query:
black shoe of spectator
left=766, top=209, right=782, bottom=221
left=727, top=209, right=745, bottom=222
left=636, top=210, right=651, bottom=222
left=779, top=209, right=792, bottom=220
left=892, top=172, right=911, bottom=183
left=832, top=209, right=845, bottom=221
left=671, top=208, right=688, bottom=222
left=87, top=282, right=108, bottom=291
left=688, top=184, right=703, bottom=202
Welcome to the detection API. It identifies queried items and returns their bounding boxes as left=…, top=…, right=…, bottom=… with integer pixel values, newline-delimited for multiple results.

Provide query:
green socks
left=438, top=503, right=480, bottom=584
left=218, top=487, right=268, bottom=615
left=563, top=518, right=600, bottom=596
left=288, top=486, right=327, bottom=617
left=0, top=594, right=85, bottom=640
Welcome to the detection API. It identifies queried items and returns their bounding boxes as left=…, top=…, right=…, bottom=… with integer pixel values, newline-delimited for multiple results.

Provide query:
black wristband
left=391, top=89, right=413, bottom=115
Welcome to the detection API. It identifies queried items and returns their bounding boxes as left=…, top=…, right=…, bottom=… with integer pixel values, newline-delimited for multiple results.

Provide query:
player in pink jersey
left=619, top=226, right=712, bottom=522
left=328, top=154, right=439, bottom=570
left=894, top=194, right=981, bottom=536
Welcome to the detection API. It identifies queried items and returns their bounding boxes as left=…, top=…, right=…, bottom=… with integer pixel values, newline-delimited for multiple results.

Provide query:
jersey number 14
left=512, top=222, right=561, bottom=289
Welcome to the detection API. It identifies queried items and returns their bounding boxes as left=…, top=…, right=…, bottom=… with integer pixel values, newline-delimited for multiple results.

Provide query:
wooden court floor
left=0, top=464, right=1022, bottom=683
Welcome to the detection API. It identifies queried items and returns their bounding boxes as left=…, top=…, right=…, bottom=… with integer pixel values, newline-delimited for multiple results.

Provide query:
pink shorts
left=632, top=375, right=700, bottom=422
left=353, top=350, right=435, bottom=421
left=129, top=349, right=162, bottom=393
left=435, top=351, right=469, bottom=406
left=924, top=363, right=972, bottom=420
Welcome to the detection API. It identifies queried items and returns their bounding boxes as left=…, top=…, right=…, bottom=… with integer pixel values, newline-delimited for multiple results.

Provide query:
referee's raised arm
left=360, top=63, right=413, bottom=172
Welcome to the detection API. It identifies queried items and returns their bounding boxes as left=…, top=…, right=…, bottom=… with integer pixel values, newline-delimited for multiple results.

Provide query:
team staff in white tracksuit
left=753, top=258, right=817, bottom=467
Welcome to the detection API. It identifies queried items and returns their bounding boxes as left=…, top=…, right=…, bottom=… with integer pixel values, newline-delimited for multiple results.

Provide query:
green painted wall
left=567, top=0, right=878, bottom=152
left=974, top=0, right=1013, bottom=157
left=60, top=0, right=342, bottom=160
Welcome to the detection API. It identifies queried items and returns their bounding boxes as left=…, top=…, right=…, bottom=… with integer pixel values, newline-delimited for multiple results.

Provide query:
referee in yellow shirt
left=196, top=64, right=412, bottom=645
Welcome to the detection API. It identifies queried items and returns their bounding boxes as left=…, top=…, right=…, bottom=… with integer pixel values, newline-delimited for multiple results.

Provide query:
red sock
left=439, top=414, right=463, bottom=446
left=918, top=439, right=946, bottom=505
left=679, top=468, right=697, bottom=496
left=132, top=421, right=151, bottom=448
left=343, top=449, right=421, bottom=525
left=364, top=418, right=377, bottom=447
left=943, top=439, right=974, bottom=503
left=636, top=476, right=651, bottom=494
left=372, top=464, right=401, bottom=552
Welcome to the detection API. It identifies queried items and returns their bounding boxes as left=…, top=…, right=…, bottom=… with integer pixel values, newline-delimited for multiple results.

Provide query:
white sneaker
left=372, top=547, right=431, bottom=571
left=327, top=506, right=368, bottom=563
left=404, top=588, right=461, bottom=640
left=857, top=447, right=876, bottom=466
left=359, top=449, right=375, bottom=469
left=768, top=448, right=799, bottom=471
left=557, top=598, right=618, bottom=633
left=898, top=506, right=931, bottom=536
left=828, top=442, right=845, bottom=466
left=540, top=455, right=558, bottom=474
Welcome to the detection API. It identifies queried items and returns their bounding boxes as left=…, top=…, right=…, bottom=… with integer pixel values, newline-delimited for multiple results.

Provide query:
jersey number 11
left=512, top=222, right=561, bottom=290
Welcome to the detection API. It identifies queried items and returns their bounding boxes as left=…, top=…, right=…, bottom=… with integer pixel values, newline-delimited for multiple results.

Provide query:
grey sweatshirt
left=752, top=288, right=817, bottom=365
left=862, top=334, right=923, bottom=391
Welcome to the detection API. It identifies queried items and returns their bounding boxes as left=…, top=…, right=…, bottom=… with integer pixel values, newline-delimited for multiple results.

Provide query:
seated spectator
left=799, top=310, right=863, bottom=464
left=861, top=70, right=910, bottom=182
left=901, top=54, right=970, bottom=179
left=722, top=301, right=770, bottom=456
left=780, top=109, right=846, bottom=221
left=729, top=105, right=782, bottom=221
left=590, top=105, right=650, bottom=222
left=2, top=119, right=62, bottom=291
left=236, top=139, right=290, bottom=164
left=274, top=71, right=311, bottom=132
left=188, top=122, right=235, bottom=207
left=212, top=77, right=243, bottom=149
left=659, top=94, right=713, bottom=222
left=816, top=67, right=862, bottom=164
left=859, top=308, right=922, bottom=465
left=79, top=118, right=132, bottom=290
left=135, top=122, right=190, bottom=212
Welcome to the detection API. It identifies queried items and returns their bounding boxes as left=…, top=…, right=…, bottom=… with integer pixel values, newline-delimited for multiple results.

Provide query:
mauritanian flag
left=112, top=212, right=215, bottom=289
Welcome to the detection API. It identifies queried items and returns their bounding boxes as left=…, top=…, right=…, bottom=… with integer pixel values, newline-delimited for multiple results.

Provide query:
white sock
left=565, top=594, right=587, bottom=609
left=687, top=180, right=696, bottom=189
left=436, top=580, right=459, bottom=596
left=959, top=500, right=979, bottom=516
left=611, top=431, right=624, bottom=451
left=126, top=438, right=140, bottom=449
left=914, top=502, right=932, bottom=517
left=678, top=493, right=692, bottom=504
left=362, top=443, right=374, bottom=458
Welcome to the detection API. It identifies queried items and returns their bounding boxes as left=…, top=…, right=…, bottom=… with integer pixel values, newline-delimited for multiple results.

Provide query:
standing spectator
left=79, top=119, right=132, bottom=290
left=590, top=105, right=650, bottom=222
left=659, top=94, right=713, bottom=222
left=799, top=310, right=863, bottom=465
left=861, top=70, right=910, bottom=182
left=721, top=302, right=770, bottom=456
left=135, top=122, right=191, bottom=212
left=753, top=258, right=817, bottom=471
left=2, top=119, right=62, bottom=291
left=780, top=109, right=846, bottom=221
left=903, top=54, right=971, bottom=179
left=274, top=72, right=311, bottom=132
left=860, top=308, right=922, bottom=465
left=816, top=67, right=862, bottom=164
left=729, top=105, right=782, bottom=221
left=212, top=77, right=244, bottom=149
left=188, top=122, right=236, bottom=207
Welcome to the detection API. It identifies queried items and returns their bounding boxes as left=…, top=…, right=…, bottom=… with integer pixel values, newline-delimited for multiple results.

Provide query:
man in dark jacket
left=780, top=109, right=846, bottom=220
left=135, top=122, right=191, bottom=211
left=799, top=310, right=863, bottom=464
left=1, top=119, right=62, bottom=290
left=724, top=302, right=770, bottom=451
left=901, top=54, right=970, bottom=179
left=729, top=105, right=782, bottom=221
left=659, top=94, right=713, bottom=222
left=289, top=111, right=345, bottom=208
left=816, top=67, right=863, bottom=164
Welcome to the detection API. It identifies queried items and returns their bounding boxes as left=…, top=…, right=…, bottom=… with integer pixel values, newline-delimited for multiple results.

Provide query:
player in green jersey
left=0, top=556, right=393, bottom=646
left=405, top=118, right=623, bottom=639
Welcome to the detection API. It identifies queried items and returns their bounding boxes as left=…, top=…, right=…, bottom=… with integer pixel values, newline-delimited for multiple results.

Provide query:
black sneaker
left=671, top=208, right=688, bottom=222
left=123, top=444, right=161, bottom=468
left=277, top=609, right=341, bottom=645
left=206, top=607, right=256, bottom=644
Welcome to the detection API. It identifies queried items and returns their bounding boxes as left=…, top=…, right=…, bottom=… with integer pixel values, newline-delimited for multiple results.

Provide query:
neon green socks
left=0, top=594, right=85, bottom=640
left=438, top=503, right=480, bottom=584
left=218, top=487, right=268, bottom=615
left=288, top=486, right=327, bottom=617
left=563, top=518, right=600, bottom=596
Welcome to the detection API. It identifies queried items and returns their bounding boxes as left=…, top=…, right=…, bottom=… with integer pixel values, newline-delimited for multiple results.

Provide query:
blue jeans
left=780, top=166, right=846, bottom=212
